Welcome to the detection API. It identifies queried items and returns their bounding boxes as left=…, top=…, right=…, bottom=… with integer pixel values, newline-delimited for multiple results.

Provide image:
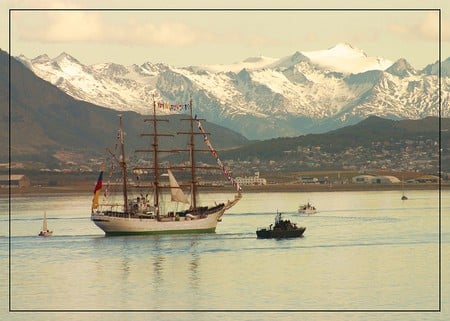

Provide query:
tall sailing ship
left=91, top=99, right=242, bottom=235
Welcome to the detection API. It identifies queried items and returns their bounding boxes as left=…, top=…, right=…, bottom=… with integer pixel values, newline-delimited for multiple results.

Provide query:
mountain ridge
left=16, top=44, right=449, bottom=139
left=2, top=47, right=447, bottom=173
left=0, top=49, right=249, bottom=164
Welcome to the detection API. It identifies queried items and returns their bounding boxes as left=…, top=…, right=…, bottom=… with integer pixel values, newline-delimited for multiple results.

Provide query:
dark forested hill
left=0, top=49, right=249, bottom=164
left=220, top=115, right=448, bottom=161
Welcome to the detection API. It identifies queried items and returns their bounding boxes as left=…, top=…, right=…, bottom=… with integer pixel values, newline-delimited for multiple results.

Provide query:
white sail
left=42, top=211, right=48, bottom=231
left=168, top=170, right=190, bottom=204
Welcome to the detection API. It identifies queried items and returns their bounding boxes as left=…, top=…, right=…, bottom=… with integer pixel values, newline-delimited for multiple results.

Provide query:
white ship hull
left=91, top=207, right=225, bottom=236
left=298, top=208, right=317, bottom=215
left=38, top=230, right=53, bottom=237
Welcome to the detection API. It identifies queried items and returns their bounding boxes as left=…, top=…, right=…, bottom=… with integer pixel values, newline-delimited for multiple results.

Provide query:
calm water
left=1, top=190, right=449, bottom=321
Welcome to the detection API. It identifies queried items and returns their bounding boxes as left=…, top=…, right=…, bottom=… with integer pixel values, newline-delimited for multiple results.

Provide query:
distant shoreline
left=1, top=182, right=446, bottom=197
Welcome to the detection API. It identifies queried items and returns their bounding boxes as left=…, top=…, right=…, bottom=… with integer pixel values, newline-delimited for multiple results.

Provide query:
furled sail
left=168, top=170, right=190, bottom=204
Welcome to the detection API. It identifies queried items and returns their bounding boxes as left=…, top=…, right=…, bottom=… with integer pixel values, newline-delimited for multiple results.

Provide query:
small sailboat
left=91, top=98, right=242, bottom=235
left=401, top=176, right=408, bottom=200
left=38, top=211, right=53, bottom=237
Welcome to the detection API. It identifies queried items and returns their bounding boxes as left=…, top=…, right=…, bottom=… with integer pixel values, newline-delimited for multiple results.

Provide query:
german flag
left=91, top=170, right=103, bottom=211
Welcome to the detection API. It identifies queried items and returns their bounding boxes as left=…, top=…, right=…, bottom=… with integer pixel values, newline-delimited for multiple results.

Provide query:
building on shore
left=0, top=175, right=31, bottom=188
left=352, top=175, right=375, bottom=183
left=352, top=175, right=402, bottom=184
left=300, top=176, right=319, bottom=184
left=408, top=175, right=441, bottom=183
left=370, top=175, right=401, bottom=184
left=235, top=171, right=267, bottom=186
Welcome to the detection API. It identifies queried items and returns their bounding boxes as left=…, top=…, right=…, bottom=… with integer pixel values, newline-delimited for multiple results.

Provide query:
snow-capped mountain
left=301, top=43, right=393, bottom=73
left=16, top=43, right=449, bottom=139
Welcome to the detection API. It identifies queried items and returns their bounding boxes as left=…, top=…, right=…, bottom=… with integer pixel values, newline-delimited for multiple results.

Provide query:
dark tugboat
left=256, top=211, right=306, bottom=239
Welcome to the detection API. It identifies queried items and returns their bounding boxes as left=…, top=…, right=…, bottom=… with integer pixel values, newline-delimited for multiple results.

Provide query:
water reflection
left=153, top=254, right=165, bottom=278
left=189, top=239, right=200, bottom=290
left=2, top=190, right=447, bottom=313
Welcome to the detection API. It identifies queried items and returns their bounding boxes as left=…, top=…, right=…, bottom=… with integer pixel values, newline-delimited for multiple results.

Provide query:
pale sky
left=2, top=0, right=450, bottom=69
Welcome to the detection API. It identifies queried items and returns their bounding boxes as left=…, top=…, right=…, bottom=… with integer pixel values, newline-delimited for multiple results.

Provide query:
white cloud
left=114, top=21, right=214, bottom=46
left=389, top=12, right=445, bottom=42
left=14, top=11, right=215, bottom=46
left=36, top=12, right=104, bottom=42
left=13, top=10, right=279, bottom=48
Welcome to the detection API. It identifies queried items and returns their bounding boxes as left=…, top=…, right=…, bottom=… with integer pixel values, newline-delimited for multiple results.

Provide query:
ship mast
left=178, top=98, right=216, bottom=209
left=135, top=97, right=218, bottom=215
left=188, top=98, right=198, bottom=209
left=137, top=98, right=172, bottom=220
left=152, top=100, right=160, bottom=218
left=118, top=115, right=129, bottom=214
